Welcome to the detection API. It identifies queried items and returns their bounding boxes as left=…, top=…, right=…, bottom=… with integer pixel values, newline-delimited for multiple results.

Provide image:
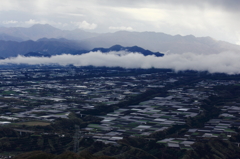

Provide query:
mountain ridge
left=0, top=24, right=240, bottom=56
left=79, top=31, right=240, bottom=54
left=91, top=45, right=164, bottom=57
left=0, top=24, right=99, bottom=41
left=21, top=45, right=164, bottom=58
left=0, top=39, right=83, bottom=58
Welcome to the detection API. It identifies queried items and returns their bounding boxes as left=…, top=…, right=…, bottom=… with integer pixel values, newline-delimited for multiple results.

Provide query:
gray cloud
left=86, top=0, right=240, bottom=12
left=173, top=0, right=240, bottom=12
left=1, top=51, right=240, bottom=74
left=0, top=0, right=240, bottom=43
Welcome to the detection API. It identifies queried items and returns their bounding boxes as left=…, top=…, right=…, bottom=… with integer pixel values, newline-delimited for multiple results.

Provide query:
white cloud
left=1, top=19, right=69, bottom=29
left=115, top=7, right=166, bottom=22
left=65, top=13, right=84, bottom=17
left=71, top=21, right=97, bottom=30
left=1, top=51, right=240, bottom=74
left=2, top=20, right=18, bottom=24
left=25, top=19, right=47, bottom=25
left=109, top=26, right=133, bottom=31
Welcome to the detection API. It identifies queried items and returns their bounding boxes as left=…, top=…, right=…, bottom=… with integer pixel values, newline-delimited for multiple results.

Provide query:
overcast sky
left=1, top=0, right=240, bottom=44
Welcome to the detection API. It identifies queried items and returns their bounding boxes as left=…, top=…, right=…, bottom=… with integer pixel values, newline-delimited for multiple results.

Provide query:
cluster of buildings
left=82, top=87, right=211, bottom=145
left=0, top=67, right=172, bottom=124
left=157, top=138, right=195, bottom=149
left=0, top=66, right=240, bottom=150
left=82, top=79, right=240, bottom=146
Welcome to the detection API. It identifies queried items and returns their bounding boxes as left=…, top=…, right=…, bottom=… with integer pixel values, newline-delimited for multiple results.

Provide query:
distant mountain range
left=0, top=24, right=98, bottom=41
left=0, top=33, right=23, bottom=42
left=0, top=24, right=240, bottom=58
left=23, top=45, right=164, bottom=58
left=90, top=45, right=164, bottom=57
left=0, top=39, right=83, bottom=57
left=80, top=31, right=240, bottom=55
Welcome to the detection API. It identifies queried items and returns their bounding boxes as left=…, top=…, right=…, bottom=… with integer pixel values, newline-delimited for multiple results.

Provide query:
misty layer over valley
left=1, top=50, right=240, bottom=74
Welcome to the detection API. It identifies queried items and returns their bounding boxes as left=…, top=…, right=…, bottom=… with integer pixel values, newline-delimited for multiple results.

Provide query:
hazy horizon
left=0, top=23, right=221, bottom=40
left=1, top=0, right=240, bottom=44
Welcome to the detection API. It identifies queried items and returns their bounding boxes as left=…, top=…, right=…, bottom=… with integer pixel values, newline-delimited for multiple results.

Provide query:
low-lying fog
left=1, top=51, right=240, bottom=74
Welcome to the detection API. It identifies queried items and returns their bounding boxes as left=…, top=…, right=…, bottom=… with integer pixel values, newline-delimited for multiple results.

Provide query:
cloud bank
left=71, top=21, right=97, bottom=30
left=109, top=26, right=133, bottom=31
left=1, top=51, right=240, bottom=74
